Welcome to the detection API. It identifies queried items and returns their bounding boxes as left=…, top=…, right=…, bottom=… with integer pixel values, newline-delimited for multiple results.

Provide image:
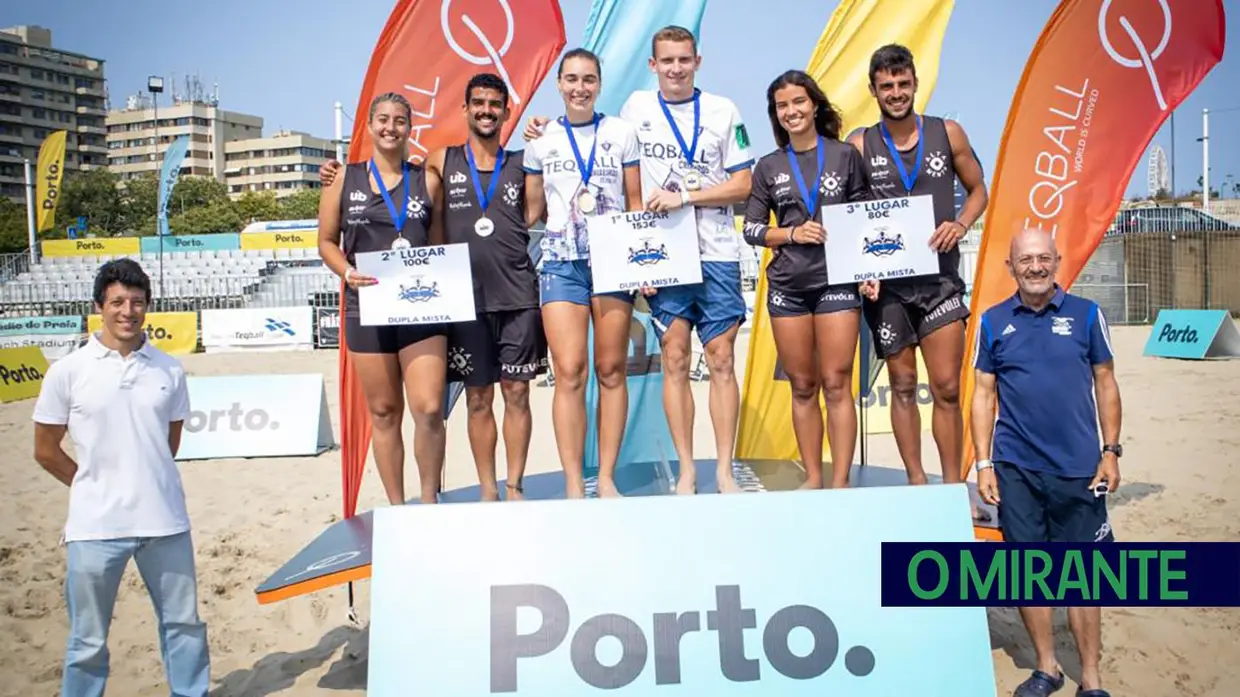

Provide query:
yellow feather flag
left=736, top=0, right=955, bottom=462
left=35, top=130, right=68, bottom=233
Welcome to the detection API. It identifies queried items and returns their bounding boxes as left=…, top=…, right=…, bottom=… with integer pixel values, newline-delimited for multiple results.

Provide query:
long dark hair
left=766, top=70, right=842, bottom=149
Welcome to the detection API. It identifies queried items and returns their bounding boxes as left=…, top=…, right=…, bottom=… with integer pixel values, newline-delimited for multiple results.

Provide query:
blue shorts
left=995, top=461, right=1116, bottom=543
left=648, top=261, right=746, bottom=346
left=539, top=260, right=634, bottom=307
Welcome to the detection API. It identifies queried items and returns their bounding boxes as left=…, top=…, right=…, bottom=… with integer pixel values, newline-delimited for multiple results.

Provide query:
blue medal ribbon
left=786, top=136, right=826, bottom=217
left=369, top=159, right=410, bottom=230
left=562, top=113, right=601, bottom=189
left=879, top=114, right=923, bottom=193
left=658, top=90, right=701, bottom=170
left=466, top=144, right=506, bottom=213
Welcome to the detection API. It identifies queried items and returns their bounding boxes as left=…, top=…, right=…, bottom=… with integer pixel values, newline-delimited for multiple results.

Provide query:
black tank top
left=339, top=161, right=433, bottom=315
left=745, top=138, right=869, bottom=292
left=441, top=144, right=538, bottom=312
left=860, top=115, right=961, bottom=283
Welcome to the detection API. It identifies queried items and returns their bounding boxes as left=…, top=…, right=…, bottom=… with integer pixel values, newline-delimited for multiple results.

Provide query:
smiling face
left=557, top=55, right=600, bottom=115
left=465, top=86, right=509, bottom=139
left=870, top=67, right=917, bottom=121
left=650, top=38, right=700, bottom=97
left=368, top=98, right=410, bottom=156
left=1007, top=229, right=1060, bottom=297
left=97, top=281, right=148, bottom=345
left=773, top=84, right=815, bottom=139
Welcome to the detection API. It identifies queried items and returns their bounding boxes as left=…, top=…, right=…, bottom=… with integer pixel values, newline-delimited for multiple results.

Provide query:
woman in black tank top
left=742, top=70, right=879, bottom=490
left=316, top=91, right=448, bottom=506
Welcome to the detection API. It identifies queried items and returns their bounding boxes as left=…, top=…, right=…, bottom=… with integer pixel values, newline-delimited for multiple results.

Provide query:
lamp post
left=148, top=75, right=165, bottom=303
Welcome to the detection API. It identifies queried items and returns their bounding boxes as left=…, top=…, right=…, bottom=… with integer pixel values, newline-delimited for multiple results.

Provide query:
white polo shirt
left=33, top=333, right=193, bottom=543
left=619, top=88, right=755, bottom=263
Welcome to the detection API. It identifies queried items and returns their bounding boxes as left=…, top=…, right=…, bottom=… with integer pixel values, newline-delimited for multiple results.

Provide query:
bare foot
left=565, top=480, right=587, bottom=499
left=480, top=487, right=501, bottom=502
left=799, top=478, right=824, bottom=490
left=505, top=484, right=524, bottom=501
left=906, top=473, right=929, bottom=486
left=597, top=477, right=623, bottom=498
left=675, top=477, right=696, bottom=495
left=829, top=479, right=850, bottom=489
left=717, top=476, right=743, bottom=494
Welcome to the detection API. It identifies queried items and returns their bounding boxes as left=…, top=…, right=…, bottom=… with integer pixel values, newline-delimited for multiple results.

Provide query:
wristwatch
left=1102, top=444, right=1123, bottom=457
left=974, top=459, right=994, bottom=471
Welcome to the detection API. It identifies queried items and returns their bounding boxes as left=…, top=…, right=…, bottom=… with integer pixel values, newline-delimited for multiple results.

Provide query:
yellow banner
left=736, top=0, right=955, bottom=461
left=41, top=237, right=141, bottom=258
left=35, top=130, right=68, bottom=232
left=0, top=346, right=50, bottom=403
left=240, top=231, right=317, bottom=250
left=87, top=312, right=199, bottom=355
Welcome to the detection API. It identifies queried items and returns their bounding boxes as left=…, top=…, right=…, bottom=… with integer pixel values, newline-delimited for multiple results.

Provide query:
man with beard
left=319, top=73, right=545, bottom=501
left=847, top=44, right=988, bottom=514
left=972, top=228, right=1122, bottom=697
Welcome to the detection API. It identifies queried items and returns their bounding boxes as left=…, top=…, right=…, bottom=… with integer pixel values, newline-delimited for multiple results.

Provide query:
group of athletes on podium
left=315, top=27, right=993, bottom=509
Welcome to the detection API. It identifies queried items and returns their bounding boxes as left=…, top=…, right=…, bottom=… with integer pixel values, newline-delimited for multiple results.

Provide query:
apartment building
left=0, top=25, right=108, bottom=203
left=106, top=96, right=263, bottom=182
left=223, top=130, right=333, bottom=198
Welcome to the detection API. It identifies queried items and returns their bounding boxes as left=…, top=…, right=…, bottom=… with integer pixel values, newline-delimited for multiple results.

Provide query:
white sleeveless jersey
left=523, top=114, right=640, bottom=263
left=618, top=88, right=755, bottom=263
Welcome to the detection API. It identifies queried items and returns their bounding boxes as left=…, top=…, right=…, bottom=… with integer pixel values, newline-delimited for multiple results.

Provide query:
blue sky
left=11, top=0, right=1238, bottom=199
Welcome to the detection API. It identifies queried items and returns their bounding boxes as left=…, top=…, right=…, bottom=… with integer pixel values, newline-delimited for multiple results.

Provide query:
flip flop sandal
left=1014, top=670, right=1065, bottom=697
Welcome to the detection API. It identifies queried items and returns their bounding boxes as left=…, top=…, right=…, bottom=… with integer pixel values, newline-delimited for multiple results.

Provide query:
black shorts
left=995, top=461, right=1116, bottom=543
left=344, top=314, right=446, bottom=354
left=768, top=284, right=862, bottom=318
left=447, top=308, right=548, bottom=387
left=862, top=276, right=969, bottom=358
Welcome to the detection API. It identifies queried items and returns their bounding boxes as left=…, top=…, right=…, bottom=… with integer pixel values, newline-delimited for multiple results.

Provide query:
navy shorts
left=539, top=259, right=635, bottom=307
left=344, top=314, right=446, bottom=354
left=447, top=308, right=548, bottom=387
left=648, top=261, right=747, bottom=346
left=768, top=283, right=862, bottom=318
left=862, top=275, right=969, bottom=359
left=995, top=461, right=1116, bottom=543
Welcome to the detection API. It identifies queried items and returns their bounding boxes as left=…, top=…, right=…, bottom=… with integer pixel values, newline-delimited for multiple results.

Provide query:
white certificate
left=354, top=243, right=476, bottom=326
left=586, top=207, right=703, bottom=294
left=821, top=194, right=941, bottom=283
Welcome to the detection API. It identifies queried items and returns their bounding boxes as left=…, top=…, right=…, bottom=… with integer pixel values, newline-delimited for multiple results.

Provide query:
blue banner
left=158, top=135, right=190, bottom=236
left=880, top=542, right=1240, bottom=607
left=578, top=0, right=709, bottom=474
left=140, top=233, right=241, bottom=254
left=0, top=315, right=82, bottom=337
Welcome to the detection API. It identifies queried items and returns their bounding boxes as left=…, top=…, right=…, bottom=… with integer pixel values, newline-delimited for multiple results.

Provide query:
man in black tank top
left=429, top=74, right=545, bottom=501
left=847, top=44, right=989, bottom=501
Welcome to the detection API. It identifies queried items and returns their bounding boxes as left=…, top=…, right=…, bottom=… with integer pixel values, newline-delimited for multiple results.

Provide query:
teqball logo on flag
left=338, top=0, right=566, bottom=521
left=959, top=0, right=1226, bottom=480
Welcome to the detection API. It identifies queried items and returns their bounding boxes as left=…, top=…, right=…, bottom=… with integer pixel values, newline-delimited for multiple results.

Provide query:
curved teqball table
left=254, top=459, right=998, bottom=605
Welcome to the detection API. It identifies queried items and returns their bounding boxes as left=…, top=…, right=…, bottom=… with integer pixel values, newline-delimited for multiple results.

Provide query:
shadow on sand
left=209, top=623, right=368, bottom=696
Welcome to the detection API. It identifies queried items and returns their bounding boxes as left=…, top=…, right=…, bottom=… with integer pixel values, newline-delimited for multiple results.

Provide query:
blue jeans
left=62, top=531, right=210, bottom=697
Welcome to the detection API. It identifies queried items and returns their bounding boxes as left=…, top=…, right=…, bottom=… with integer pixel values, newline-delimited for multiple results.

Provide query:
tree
left=278, top=188, right=321, bottom=219
left=168, top=202, right=243, bottom=236
left=0, top=197, right=29, bottom=253
left=120, top=174, right=159, bottom=236
left=235, top=190, right=282, bottom=223
left=49, top=168, right=126, bottom=238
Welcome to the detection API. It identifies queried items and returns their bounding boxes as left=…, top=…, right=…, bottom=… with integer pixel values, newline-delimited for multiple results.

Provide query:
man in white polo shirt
left=33, top=258, right=210, bottom=697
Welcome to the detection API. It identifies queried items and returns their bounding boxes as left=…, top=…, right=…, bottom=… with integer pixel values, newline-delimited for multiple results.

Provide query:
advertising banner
left=367, top=484, right=993, bottom=696
left=0, top=315, right=84, bottom=361
left=35, top=130, right=67, bottom=232
left=87, top=311, right=198, bottom=355
left=240, top=231, right=318, bottom=251
left=0, top=346, right=50, bottom=403
left=140, top=233, right=241, bottom=254
left=177, top=374, right=335, bottom=460
left=201, top=306, right=314, bottom=352
left=41, top=237, right=141, bottom=258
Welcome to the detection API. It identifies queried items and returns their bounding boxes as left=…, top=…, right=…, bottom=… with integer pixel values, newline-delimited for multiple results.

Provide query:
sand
left=1, top=323, right=1238, bottom=696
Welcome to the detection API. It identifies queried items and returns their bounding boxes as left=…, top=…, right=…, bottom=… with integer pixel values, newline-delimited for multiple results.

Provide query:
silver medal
left=577, top=190, right=597, bottom=215
left=391, top=236, right=411, bottom=250
left=475, top=216, right=495, bottom=237
left=683, top=171, right=702, bottom=191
